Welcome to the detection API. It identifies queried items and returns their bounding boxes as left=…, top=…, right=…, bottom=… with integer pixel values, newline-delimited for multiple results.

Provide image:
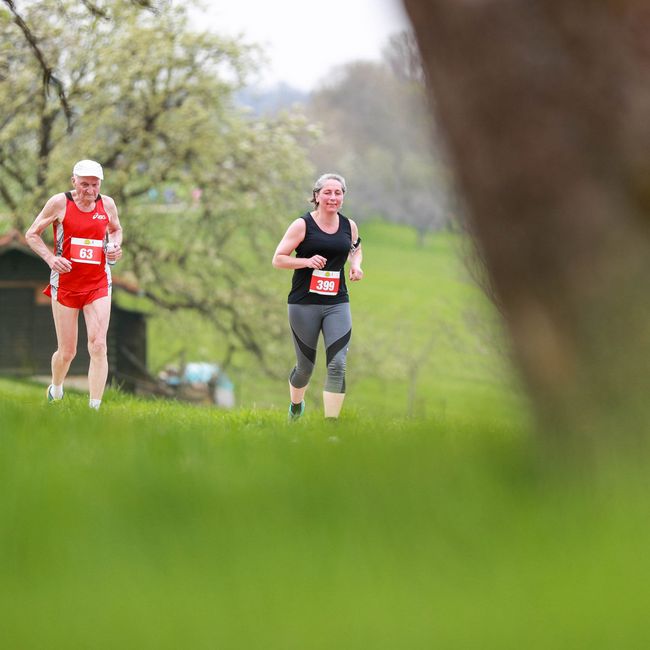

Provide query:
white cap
left=72, top=159, right=104, bottom=179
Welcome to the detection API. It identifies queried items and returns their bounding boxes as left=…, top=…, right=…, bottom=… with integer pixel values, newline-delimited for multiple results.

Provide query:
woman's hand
left=349, top=267, right=363, bottom=281
left=306, top=255, right=327, bottom=270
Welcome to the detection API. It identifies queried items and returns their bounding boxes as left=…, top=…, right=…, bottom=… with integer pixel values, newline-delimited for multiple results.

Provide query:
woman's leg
left=287, top=304, right=323, bottom=407
left=321, top=303, right=352, bottom=418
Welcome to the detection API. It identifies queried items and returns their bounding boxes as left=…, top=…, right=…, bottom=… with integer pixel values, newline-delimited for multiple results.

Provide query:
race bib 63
left=70, top=237, right=103, bottom=265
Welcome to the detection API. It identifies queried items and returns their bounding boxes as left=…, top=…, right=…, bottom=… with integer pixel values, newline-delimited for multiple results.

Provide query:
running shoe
left=47, top=385, right=64, bottom=402
left=288, top=400, right=305, bottom=421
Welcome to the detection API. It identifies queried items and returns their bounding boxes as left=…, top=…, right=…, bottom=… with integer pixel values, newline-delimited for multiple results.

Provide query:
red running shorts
left=43, top=284, right=111, bottom=309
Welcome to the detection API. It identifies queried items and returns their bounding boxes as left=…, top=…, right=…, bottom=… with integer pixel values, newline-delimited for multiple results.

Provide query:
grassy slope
left=1, top=381, right=649, bottom=649
left=147, top=221, right=529, bottom=424
left=348, top=222, right=523, bottom=422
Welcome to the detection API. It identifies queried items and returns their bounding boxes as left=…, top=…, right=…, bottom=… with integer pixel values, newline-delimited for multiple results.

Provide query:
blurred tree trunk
left=402, top=0, right=650, bottom=446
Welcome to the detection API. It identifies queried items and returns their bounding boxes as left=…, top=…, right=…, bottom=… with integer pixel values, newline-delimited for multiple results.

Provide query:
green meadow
left=2, top=223, right=649, bottom=648
left=2, top=383, right=650, bottom=648
left=148, top=221, right=528, bottom=424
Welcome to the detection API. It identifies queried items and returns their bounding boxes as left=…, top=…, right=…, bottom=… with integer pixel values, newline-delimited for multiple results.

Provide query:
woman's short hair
left=311, top=173, right=346, bottom=205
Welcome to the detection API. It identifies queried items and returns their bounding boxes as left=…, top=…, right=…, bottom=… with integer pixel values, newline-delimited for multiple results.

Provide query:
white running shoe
left=47, top=385, right=64, bottom=402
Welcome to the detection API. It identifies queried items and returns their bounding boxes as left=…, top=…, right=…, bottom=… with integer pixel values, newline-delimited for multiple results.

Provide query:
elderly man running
left=25, top=159, right=123, bottom=410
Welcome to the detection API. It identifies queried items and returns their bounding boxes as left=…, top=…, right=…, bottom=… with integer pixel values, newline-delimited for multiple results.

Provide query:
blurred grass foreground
left=2, top=378, right=650, bottom=649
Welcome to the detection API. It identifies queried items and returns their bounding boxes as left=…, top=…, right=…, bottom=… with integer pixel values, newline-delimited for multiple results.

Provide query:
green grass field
left=3, top=222, right=648, bottom=648
left=2, top=380, right=650, bottom=649
left=146, top=221, right=528, bottom=423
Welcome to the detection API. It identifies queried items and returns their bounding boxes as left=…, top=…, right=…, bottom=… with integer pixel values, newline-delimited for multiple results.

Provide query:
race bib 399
left=309, top=269, right=340, bottom=296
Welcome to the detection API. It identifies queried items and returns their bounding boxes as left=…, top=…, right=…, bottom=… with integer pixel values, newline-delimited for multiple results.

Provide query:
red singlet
left=44, top=192, right=112, bottom=307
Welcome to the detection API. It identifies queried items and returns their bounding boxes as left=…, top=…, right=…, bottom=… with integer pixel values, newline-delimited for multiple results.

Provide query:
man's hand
left=49, top=255, right=72, bottom=273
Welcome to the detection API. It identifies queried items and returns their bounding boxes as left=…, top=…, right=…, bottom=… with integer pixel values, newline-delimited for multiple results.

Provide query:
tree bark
left=402, top=0, right=650, bottom=446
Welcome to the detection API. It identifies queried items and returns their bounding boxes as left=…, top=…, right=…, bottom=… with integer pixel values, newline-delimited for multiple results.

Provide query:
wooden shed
left=0, top=229, right=150, bottom=392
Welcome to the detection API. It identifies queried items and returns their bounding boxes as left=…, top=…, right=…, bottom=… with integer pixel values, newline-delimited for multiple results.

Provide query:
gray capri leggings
left=288, top=303, right=352, bottom=394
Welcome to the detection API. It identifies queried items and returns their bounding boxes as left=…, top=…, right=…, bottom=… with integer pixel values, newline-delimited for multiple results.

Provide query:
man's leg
left=83, top=296, right=112, bottom=404
left=51, top=299, right=80, bottom=391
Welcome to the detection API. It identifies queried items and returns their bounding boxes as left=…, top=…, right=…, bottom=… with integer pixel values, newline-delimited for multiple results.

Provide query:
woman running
left=272, top=173, right=363, bottom=420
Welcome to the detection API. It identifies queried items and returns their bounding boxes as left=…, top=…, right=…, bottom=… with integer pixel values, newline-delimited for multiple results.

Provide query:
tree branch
left=3, top=0, right=73, bottom=131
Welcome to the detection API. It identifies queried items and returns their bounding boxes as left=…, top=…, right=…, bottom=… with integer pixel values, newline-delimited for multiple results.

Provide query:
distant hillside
left=235, top=82, right=309, bottom=116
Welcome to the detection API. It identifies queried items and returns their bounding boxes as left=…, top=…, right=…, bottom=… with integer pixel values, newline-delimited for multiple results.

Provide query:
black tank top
left=288, top=212, right=352, bottom=305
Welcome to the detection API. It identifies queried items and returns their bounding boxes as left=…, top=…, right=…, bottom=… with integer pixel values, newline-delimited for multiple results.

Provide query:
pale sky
left=188, top=0, right=410, bottom=91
